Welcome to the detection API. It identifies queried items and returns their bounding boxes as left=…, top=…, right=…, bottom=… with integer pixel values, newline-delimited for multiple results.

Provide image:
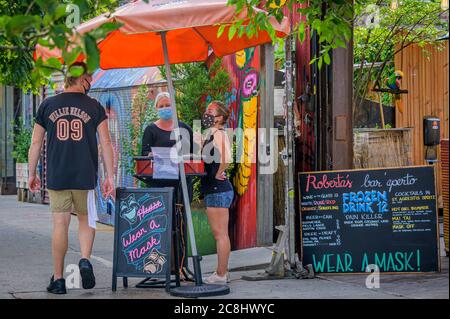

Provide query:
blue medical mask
left=158, top=107, right=173, bottom=121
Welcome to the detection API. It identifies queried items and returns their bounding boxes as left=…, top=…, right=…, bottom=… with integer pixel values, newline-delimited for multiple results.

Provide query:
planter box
left=187, top=202, right=217, bottom=256
left=353, top=128, right=413, bottom=169
left=16, top=163, right=29, bottom=189
left=15, top=163, right=42, bottom=203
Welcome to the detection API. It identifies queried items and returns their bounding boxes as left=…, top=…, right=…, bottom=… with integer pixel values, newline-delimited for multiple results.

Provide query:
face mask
left=82, top=78, right=91, bottom=94
left=158, top=107, right=173, bottom=121
left=202, top=113, right=217, bottom=129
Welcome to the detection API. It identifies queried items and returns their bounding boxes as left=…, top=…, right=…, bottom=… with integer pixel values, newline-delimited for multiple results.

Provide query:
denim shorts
left=204, top=190, right=234, bottom=208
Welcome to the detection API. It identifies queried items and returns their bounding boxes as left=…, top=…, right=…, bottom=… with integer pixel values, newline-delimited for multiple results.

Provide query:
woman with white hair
left=141, top=92, right=194, bottom=193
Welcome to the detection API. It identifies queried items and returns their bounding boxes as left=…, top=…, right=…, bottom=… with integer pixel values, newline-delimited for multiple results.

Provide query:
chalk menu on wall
left=112, top=187, right=174, bottom=290
left=299, top=166, right=440, bottom=273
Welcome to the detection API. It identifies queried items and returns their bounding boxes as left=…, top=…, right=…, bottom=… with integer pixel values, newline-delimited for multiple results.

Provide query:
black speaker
left=423, top=116, right=440, bottom=146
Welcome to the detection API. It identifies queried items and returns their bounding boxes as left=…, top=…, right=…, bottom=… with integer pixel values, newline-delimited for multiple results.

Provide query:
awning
left=90, top=66, right=165, bottom=90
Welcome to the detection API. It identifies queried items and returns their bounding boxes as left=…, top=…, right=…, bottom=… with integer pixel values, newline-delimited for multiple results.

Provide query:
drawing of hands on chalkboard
left=144, top=249, right=167, bottom=274
left=120, top=195, right=140, bottom=224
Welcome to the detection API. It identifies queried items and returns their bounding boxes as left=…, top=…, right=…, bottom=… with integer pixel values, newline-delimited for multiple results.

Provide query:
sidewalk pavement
left=0, top=195, right=448, bottom=299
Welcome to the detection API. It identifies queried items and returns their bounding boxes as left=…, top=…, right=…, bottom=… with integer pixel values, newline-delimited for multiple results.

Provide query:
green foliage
left=11, top=117, right=32, bottom=163
left=0, top=0, right=121, bottom=92
left=274, top=37, right=285, bottom=69
left=353, top=0, right=448, bottom=112
left=122, top=85, right=158, bottom=177
left=373, top=123, right=393, bottom=129
left=223, top=0, right=354, bottom=69
left=192, top=177, right=202, bottom=203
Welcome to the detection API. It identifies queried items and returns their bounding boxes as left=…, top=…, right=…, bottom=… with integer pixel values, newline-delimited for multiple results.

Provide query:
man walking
left=28, top=62, right=115, bottom=294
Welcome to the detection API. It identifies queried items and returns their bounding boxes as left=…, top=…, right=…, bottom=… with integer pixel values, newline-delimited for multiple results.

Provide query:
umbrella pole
left=160, top=31, right=203, bottom=285
left=160, top=32, right=229, bottom=297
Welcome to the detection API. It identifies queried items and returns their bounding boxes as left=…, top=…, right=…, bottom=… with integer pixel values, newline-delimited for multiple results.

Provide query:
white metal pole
left=160, top=31, right=199, bottom=257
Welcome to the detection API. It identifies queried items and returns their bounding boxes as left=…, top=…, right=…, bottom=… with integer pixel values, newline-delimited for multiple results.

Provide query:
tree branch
left=367, top=7, right=448, bottom=109
left=355, top=15, right=403, bottom=109
left=25, top=0, right=37, bottom=15
left=354, top=28, right=372, bottom=88
left=0, top=45, right=34, bottom=51
left=395, top=7, right=443, bottom=58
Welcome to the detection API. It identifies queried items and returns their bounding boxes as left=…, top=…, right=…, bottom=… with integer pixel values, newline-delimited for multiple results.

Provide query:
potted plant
left=11, top=118, right=32, bottom=201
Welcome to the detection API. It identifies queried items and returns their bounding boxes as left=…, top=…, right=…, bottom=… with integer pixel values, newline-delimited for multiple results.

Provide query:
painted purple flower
left=242, top=69, right=258, bottom=100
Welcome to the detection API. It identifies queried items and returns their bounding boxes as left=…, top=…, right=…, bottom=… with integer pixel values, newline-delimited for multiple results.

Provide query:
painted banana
left=232, top=50, right=259, bottom=196
left=234, top=93, right=258, bottom=196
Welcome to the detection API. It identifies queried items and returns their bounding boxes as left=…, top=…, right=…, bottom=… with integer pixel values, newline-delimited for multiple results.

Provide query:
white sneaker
left=203, top=272, right=230, bottom=284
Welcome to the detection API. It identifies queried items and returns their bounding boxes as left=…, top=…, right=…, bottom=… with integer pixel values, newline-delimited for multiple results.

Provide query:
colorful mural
left=89, top=90, right=132, bottom=225
left=89, top=87, right=165, bottom=225
left=221, top=47, right=260, bottom=249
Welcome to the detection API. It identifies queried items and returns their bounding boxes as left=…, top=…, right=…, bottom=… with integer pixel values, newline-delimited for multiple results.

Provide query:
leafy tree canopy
left=0, top=0, right=121, bottom=93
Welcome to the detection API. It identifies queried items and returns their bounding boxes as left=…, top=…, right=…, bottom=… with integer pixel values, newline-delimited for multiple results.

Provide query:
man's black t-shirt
left=35, top=92, right=107, bottom=190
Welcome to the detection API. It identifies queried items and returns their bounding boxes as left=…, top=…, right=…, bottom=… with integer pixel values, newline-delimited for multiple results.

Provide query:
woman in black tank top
left=201, top=101, right=234, bottom=285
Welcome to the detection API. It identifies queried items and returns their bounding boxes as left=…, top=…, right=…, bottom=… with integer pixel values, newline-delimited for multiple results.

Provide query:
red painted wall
left=206, top=4, right=314, bottom=250
left=221, top=47, right=260, bottom=250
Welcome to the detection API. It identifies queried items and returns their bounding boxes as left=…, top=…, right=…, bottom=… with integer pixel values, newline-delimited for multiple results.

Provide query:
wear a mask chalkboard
left=112, top=187, right=174, bottom=291
left=299, top=166, right=440, bottom=274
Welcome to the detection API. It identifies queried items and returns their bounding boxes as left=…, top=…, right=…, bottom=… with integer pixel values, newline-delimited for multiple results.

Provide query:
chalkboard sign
left=112, top=187, right=174, bottom=291
left=299, top=166, right=440, bottom=274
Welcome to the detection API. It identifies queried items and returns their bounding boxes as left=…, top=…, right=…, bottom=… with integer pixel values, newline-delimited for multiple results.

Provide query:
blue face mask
left=158, top=107, right=173, bottom=121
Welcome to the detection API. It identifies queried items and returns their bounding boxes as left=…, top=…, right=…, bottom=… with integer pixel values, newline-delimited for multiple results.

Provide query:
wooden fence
left=395, top=40, right=449, bottom=207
